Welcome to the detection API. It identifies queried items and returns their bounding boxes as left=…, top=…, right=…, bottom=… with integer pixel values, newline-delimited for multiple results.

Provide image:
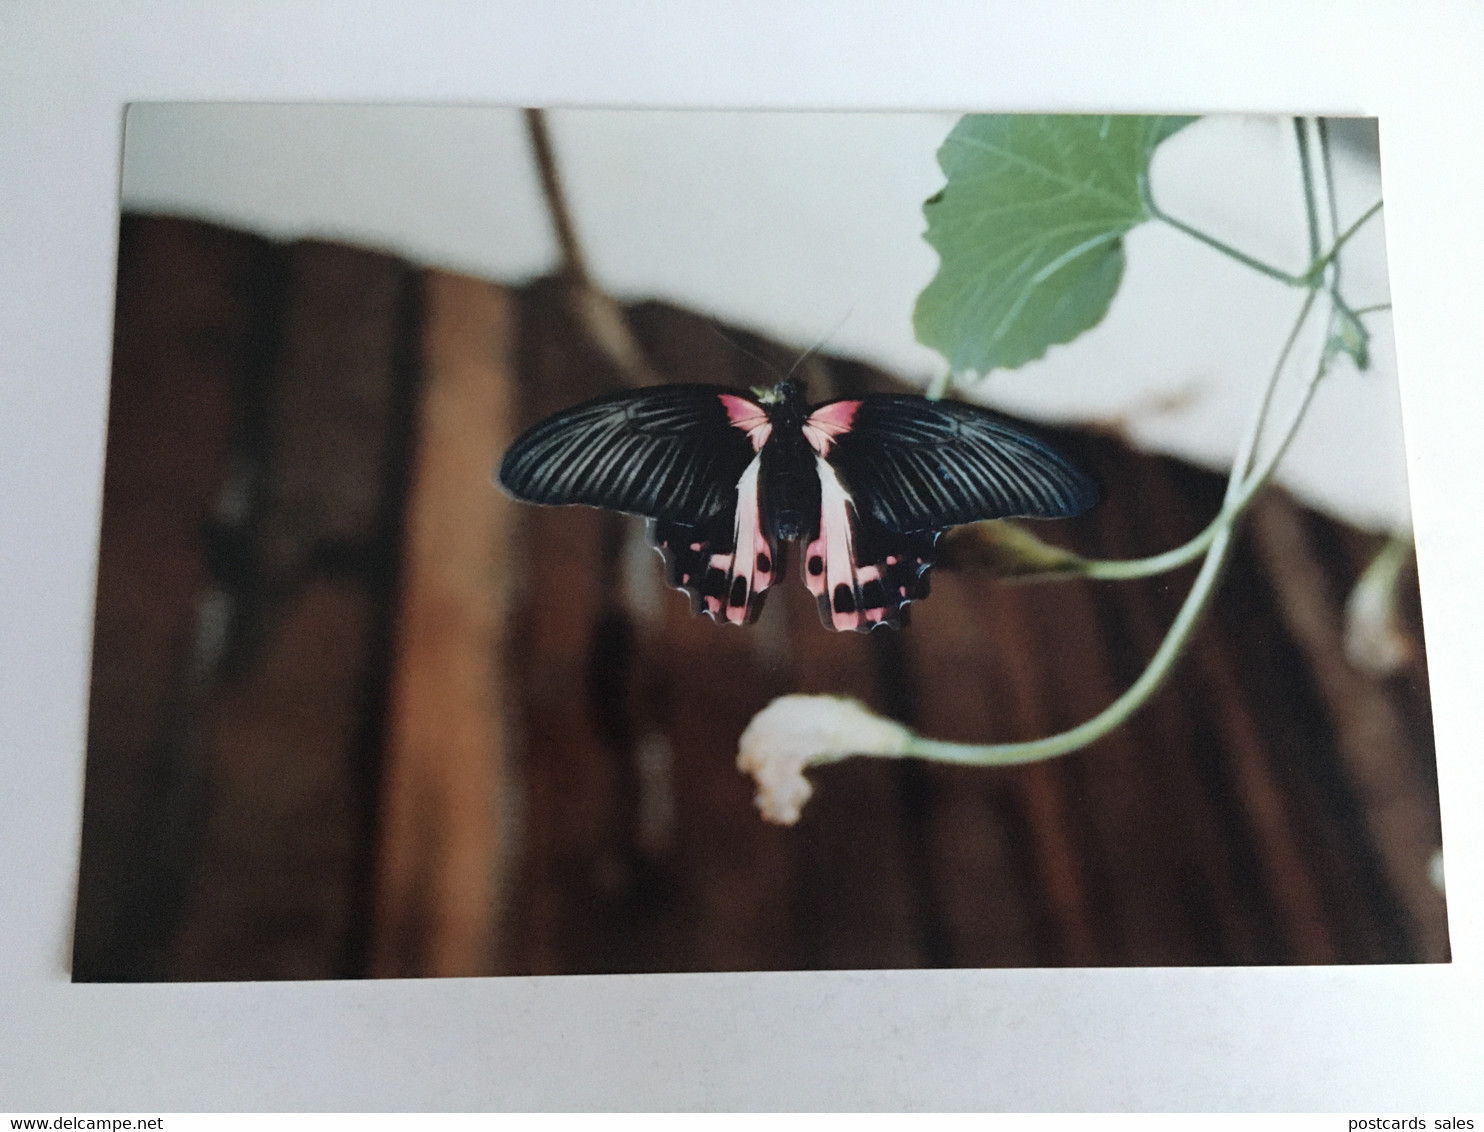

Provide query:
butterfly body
left=498, top=379, right=1098, bottom=632
left=748, top=385, right=817, bottom=540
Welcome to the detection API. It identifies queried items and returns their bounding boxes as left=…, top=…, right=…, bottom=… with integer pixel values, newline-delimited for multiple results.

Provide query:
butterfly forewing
left=498, top=385, right=758, bottom=524
left=816, top=395, right=1101, bottom=533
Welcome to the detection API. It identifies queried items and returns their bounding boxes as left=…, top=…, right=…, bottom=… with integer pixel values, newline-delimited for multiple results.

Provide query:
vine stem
left=905, top=521, right=1234, bottom=766
left=1045, top=126, right=1381, bottom=583
left=1146, top=201, right=1304, bottom=287
left=1315, top=118, right=1342, bottom=287
left=1304, top=200, right=1384, bottom=282
left=1035, top=285, right=1322, bottom=582
left=890, top=284, right=1330, bottom=768
left=1296, top=118, right=1322, bottom=265
left=1141, top=120, right=1383, bottom=295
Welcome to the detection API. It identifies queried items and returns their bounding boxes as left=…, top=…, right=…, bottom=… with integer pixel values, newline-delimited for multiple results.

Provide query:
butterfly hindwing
left=800, top=450, right=937, bottom=631
left=651, top=489, right=784, bottom=627
left=810, top=395, right=1101, bottom=533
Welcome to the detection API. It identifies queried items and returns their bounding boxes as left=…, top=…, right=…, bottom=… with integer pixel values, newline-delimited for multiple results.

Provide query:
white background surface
left=1, top=0, right=1481, bottom=1111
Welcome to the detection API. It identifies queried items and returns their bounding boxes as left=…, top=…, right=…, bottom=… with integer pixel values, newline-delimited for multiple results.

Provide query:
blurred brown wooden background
left=72, top=215, right=1449, bottom=981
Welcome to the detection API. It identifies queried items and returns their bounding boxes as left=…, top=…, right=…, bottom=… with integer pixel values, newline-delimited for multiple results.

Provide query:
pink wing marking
left=804, top=455, right=869, bottom=630
left=709, top=453, right=774, bottom=626
left=720, top=394, right=774, bottom=453
left=802, top=400, right=861, bottom=457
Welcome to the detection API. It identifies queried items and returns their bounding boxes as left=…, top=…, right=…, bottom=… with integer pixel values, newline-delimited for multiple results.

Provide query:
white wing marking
left=707, top=453, right=774, bottom=625
left=802, top=456, right=891, bottom=631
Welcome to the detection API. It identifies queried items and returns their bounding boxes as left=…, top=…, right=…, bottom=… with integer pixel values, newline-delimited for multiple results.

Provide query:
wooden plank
left=166, top=239, right=417, bottom=980
left=369, top=271, right=519, bottom=978
left=1248, top=492, right=1449, bottom=962
left=978, top=576, right=1123, bottom=965
left=73, top=216, right=278, bottom=981
left=1074, top=443, right=1311, bottom=964
left=252, top=244, right=415, bottom=578
left=498, top=278, right=640, bottom=975
left=908, top=568, right=1105, bottom=966
left=636, top=547, right=800, bottom=972
left=168, top=581, right=375, bottom=979
left=903, top=569, right=1060, bottom=967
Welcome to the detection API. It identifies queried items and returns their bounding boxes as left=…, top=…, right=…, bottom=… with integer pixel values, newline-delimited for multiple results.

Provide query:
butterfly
left=497, top=379, right=1099, bottom=632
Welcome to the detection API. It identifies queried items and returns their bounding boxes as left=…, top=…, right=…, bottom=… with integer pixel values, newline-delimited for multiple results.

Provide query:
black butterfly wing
left=797, top=395, right=1097, bottom=632
left=497, top=384, right=780, bottom=625
left=499, top=384, right=755, bottom=521
left=815, top=395, right=1101, bottom=533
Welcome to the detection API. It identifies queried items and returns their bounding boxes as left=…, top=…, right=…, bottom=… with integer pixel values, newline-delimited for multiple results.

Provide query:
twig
left=524, top=108, right=590, bottom=285
left=523, top=108, right=662, bottom=388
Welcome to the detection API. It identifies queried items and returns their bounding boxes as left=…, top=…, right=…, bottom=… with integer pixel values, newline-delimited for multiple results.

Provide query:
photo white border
left=1, top=0, right=1481, bottom=1110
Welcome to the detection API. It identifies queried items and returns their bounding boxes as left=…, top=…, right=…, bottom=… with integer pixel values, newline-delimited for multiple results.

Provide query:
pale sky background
left=120, top=105, right=1403, bottom=532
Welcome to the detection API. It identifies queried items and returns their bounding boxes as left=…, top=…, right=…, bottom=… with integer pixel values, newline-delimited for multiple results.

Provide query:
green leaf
left=914, top=114, right=1197, bottom=375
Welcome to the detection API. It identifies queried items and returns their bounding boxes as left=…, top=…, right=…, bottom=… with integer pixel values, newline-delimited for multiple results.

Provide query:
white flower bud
left=735, top=694, right=911, bottom=824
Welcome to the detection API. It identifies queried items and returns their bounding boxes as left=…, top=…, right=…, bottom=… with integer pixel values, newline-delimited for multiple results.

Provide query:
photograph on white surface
left=72, top=105, right=1446, bottom=980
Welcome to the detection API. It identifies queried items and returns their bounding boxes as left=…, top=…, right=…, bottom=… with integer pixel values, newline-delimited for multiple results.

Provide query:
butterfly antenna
left=707, top=324, right=790, bottom=384
left=784, top=307, right=855, bottom=381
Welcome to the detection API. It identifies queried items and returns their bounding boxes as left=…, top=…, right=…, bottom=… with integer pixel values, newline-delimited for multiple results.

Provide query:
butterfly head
left=753, top=378, right=807, bottom=408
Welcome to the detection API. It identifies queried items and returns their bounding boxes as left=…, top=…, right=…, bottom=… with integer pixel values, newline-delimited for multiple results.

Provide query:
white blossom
left=735, top=694, right=911, bottom=824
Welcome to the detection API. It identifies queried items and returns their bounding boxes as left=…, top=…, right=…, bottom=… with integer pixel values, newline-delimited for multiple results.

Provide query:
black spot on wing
left=865, top=524, right=936, bottom=630
left=497, top=385, right=758, bottom=523
left=810, top=510, right=938, bottom=633
left=649, top=516, right=779, bottom=626
left=702, top=568, right=728, bottom=598
left=825, top=395, right=1100, bottom=533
